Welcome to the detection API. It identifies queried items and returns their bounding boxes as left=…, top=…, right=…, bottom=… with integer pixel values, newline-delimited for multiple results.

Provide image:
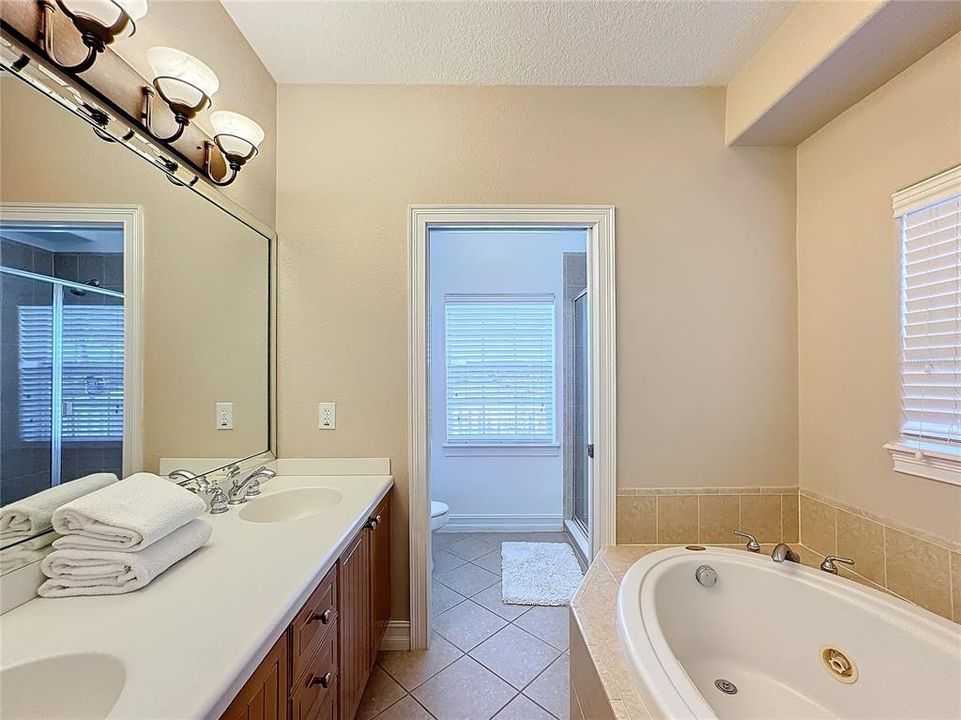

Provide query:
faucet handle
left=820, top=555, right=855, bottom=575
left=206, top=484, right=230, bottom=515
left=734, top=530, right=761, bottom=552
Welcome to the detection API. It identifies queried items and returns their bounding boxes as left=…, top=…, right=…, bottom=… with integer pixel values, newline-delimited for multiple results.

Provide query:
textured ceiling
left=221, top=1, right=797, bottom=86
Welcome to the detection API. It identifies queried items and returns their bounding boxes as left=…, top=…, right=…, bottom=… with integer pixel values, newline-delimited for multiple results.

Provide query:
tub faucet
left=228, top=466, right=277, bottom=505
left=820, top=555, right=855, bottom=574
left=734, top=530, right=760, bottom=553
left=771, top=543, right=799, bottom=563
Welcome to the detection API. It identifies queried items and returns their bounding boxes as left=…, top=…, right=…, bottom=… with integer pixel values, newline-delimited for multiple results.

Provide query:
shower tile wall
left=1, top=238, right=123, bottom=502
left=562, top=253, right=587, bottom=524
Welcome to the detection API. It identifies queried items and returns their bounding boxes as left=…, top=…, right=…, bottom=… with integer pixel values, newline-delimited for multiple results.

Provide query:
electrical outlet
left=318, top=402, right=336, bottom=430
left=216, top=402, right=234, bottom=430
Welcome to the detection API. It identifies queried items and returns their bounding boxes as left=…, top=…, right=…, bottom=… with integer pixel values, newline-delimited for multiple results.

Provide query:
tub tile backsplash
left=655, top=496, right=698, bottom=544
left=796, top=490, right=959, bottom=624
left=800, top=494, right=836, bottom=556
left=740, top=494, right=781, bottom=543
left=697, top=494, right=739, bottom=544
left=615, top=487, right=798, bottom=546
left=836, top=509, right=885, bottom=586
left=952, top=553, right=961, bottom=624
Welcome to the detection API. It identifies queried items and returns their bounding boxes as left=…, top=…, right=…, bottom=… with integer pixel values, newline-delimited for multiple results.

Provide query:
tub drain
left=714, top=679, right=738, bottom=695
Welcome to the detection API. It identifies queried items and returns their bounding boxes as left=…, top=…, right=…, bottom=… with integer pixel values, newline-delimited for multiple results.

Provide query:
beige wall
left=111, top=0, right=278, bottom=227
left=2, top=78, right=270, bottom=474
left=797, top=33, right=961, bottom=545
left=276, top=85, right=799, bottom=618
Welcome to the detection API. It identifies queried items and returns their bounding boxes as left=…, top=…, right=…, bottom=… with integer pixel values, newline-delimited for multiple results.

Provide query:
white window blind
left=899, top=193, right=961, bottom=455
left=19, top=305, right=125, bottom=442
left=445, top=297, right=556, bottom=445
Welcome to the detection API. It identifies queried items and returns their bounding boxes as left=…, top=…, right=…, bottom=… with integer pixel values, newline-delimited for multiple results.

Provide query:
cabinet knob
left=366, top=515, right=381, bottom=530
left=310, top=608, right=332, bottom=625
left=310, top=672, right=332, bottom=689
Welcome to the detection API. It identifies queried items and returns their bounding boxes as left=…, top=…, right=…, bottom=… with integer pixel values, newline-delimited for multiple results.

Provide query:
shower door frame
left=0, top=203, right=144, bottom=478
left=568, top=287, right=591, bottom=550
left=407, top=205, right=617, bottom=651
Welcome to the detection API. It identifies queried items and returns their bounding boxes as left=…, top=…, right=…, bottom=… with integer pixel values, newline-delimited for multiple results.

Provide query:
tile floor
left=358, top=531, right=578, bottom=720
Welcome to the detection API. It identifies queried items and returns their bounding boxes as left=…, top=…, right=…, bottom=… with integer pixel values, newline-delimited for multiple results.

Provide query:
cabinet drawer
left=291, top=620, right=338, bottom=720
left=291, top=565, right=338, bottom=681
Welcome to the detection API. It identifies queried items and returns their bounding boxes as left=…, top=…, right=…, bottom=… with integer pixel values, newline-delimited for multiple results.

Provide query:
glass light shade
left=147, top=47, right=219, bottom=110
left=59, top=0, right=147, bottom=38
left=211, top=111, right=265, bottom=159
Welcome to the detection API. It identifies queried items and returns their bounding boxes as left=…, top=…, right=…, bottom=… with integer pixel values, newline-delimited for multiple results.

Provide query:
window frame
left=442, top=293, right=560, bottom=453
left=886, top=165, right=961, bottom=487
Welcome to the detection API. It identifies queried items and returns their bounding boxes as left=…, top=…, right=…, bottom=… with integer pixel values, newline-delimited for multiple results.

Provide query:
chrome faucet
left=771, top=543, right=799, bottom=563
left=734, top=530, right=761, bottom=553
left=169, top=470, right=229, bottom=515
left=820, top=555, right=855, bottom=574
left=169, top=469, right=209, bottom=492
left=227, top=466, right=277, bottom=505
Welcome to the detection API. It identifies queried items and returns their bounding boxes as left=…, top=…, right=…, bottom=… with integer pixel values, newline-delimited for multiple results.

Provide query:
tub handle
left=734, top=530, right=760, bottom=553
left=820, top=555, right=855, bottom=575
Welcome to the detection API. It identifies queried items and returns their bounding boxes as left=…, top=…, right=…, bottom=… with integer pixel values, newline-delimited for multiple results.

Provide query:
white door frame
left=407, top=205, right=617, bottom=650
left=0, top=203, right=145, bottom=477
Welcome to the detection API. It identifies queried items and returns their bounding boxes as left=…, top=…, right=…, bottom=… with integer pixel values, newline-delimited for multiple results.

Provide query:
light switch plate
left=318, top=402, right=336, bottom=430
left=216, top=402, right=234, bottom=430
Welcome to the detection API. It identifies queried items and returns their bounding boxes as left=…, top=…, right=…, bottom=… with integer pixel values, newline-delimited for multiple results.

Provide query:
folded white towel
left=0, top=532, right=56, bottom=573
left=52, top=473, right=206, bottom=552
left=38, top=519, right=212, bottom=597
left=0, top=473, right=118, bottom=542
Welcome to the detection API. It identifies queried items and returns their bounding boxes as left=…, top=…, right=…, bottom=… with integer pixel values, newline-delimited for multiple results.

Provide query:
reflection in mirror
left=0, top=72, right=271, bottom=572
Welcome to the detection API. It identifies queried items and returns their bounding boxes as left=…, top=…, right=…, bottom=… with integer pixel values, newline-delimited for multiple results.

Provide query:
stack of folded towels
left=38, top=473, right=212, bottom=598
left=1, top=473, right=118, bottom=574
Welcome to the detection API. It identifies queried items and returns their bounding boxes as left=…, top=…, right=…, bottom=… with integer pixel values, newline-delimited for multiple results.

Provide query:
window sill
left=884, top=443, right=961, bottom=488
left=443, top=444, right=560, bottom=457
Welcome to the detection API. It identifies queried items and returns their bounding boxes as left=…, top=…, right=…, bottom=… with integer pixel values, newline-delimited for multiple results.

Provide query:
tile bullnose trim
left=618, top=485, right=798, bottom=496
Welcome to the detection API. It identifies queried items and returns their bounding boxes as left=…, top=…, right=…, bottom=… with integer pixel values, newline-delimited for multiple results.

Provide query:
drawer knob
left=366, top=514, right=382, bottom=530
left=310, top=672, right=332, bottom=689
left=310, top=608, right=332, bottom=625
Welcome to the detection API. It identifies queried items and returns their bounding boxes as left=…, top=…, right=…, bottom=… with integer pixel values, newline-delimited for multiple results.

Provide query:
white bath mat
left=501, top=542, right=584, bottom=606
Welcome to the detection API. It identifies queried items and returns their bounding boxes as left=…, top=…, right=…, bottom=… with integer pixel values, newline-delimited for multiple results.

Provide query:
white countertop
left=0, top=471, right=393, bottom=719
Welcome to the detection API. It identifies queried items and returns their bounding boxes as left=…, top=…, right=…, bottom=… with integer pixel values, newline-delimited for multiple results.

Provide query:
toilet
left=430, top=500, right=450, bottom=531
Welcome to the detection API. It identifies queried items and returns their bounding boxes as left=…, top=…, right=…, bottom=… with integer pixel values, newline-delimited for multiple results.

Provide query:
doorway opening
left=408, top=206, right=616, bottom=650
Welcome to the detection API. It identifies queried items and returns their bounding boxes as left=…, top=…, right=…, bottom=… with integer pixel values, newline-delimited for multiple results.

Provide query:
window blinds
left=899, top=194, right=961, bottom=454
left=445, top=298, right=556, bottom=445
left=19, top=305, right=125, bottom=443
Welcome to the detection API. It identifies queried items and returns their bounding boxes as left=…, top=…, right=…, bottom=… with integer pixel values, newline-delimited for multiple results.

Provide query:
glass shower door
left=572, top=290, right=590, bottom=533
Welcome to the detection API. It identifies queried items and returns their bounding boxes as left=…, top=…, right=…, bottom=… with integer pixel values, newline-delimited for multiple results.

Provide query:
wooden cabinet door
left=368, top=496, right=391, bottom=666
left=338, top=529, right=370, bottom=720
left=221, top=633, right=289, bottom=720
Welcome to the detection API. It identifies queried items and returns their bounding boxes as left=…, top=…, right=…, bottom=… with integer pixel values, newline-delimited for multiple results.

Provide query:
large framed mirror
left=0, top=49, right=275, bottom=573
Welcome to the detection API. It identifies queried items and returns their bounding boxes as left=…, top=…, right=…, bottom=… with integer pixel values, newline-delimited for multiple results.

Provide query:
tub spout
left=771, top=543, right=799, bottom=563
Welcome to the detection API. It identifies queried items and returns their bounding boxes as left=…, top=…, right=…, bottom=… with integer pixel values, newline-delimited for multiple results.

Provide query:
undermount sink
left=239, top=487, right=343, bottom=523
left=1, top=653, right=125, bottom=719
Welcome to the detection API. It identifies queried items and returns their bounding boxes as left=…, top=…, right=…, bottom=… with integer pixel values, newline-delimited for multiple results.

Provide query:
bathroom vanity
left=0, top=463, right=395, bottom=720
left=222, top=492, right=391, bottom=720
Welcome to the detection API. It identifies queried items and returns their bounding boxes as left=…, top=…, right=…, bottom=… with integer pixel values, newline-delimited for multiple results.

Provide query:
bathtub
left=617, top=546, right=961, bottom=720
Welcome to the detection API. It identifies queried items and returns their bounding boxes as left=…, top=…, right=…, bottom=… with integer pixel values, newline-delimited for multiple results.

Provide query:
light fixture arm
left=37, top=0, right=100, bottom=73
left=140, top=86, right=188, bottom=143
left=203, top=140, right=240, bottom=187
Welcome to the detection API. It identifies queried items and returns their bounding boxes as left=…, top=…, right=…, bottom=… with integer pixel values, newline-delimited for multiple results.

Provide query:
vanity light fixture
left=203, top=110, right=265, bottom=186
left=141, top=46, right=219, bottom=143
left=37, top=0, right=148, bottom=73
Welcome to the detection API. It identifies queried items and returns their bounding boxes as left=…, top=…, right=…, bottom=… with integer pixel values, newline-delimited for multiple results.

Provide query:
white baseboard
left=380, top=621, right=411, bottom=652
left=440, top=514, right=564, bottom=533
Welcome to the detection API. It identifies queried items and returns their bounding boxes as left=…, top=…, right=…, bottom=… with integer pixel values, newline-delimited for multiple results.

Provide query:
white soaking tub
left=617, top=546, right=961, bottom=720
